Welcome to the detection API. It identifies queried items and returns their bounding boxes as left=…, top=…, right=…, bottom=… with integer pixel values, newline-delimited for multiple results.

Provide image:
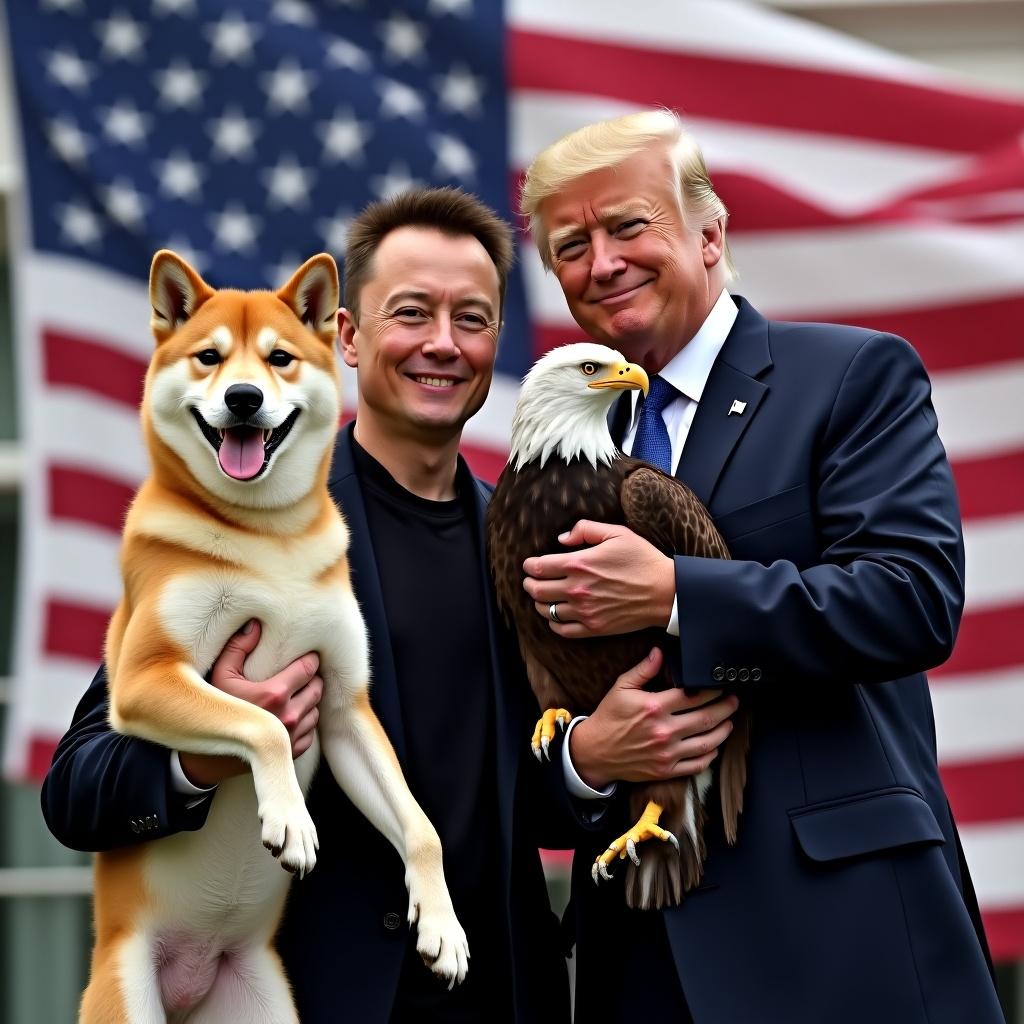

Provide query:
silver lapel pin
left=728, top=399, right=747, bottom=416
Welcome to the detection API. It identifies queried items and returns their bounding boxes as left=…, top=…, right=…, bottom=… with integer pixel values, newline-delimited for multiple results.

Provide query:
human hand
left=568, top=648, right=738, bottom=790
left=178, top=620, right=324, bottom=787
left=522, top=521, right=676, bottom=638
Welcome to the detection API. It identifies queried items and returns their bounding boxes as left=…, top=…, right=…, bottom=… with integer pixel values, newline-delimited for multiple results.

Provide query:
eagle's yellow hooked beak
left=587, top=361, right=650, bottom=396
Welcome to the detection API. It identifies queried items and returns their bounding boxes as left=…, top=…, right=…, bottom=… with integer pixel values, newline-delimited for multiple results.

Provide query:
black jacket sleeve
left=40, top=664, right=214, bottom=852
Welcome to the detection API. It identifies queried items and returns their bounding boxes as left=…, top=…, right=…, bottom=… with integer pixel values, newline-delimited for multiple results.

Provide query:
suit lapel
left=328, top=427, right=408, bottom=766
left=675, top=297, right=772, bottom=505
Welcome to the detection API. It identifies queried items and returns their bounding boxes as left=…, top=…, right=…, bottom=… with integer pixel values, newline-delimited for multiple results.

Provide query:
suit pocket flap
left=789, top=788, right=945, bottom=863
left=714, top=483, right=809, bottom=541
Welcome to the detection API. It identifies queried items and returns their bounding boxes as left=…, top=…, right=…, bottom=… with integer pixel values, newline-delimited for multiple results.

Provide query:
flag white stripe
left=963, top=514, right=1024, bottom=610
left=512, top=94, right=968, bottom=211
left=932, top=666, right=1024, bottom=764
left=959, top=821, right=1024, bottom=908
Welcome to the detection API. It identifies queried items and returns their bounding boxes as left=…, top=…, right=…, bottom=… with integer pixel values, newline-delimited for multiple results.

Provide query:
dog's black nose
left=224, top=383, right=264, bottom=418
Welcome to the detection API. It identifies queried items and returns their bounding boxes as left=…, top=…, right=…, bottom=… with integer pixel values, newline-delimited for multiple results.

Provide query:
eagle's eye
left=580, top=362, right=599, bottom=376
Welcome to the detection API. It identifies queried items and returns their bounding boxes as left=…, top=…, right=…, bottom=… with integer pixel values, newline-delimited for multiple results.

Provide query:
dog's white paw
left=409, top=902, right=470, bottom=989
left=259, top=800, right=319, bottom=877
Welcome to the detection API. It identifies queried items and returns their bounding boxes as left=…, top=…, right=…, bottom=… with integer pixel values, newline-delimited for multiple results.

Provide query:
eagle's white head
left=509, top=342, right=649, bottom=470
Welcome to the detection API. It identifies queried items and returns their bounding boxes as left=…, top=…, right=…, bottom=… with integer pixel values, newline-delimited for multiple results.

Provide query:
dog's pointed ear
left=276, top=254, right=339, bottom=345
left=149, top=250, right=213, bottom=344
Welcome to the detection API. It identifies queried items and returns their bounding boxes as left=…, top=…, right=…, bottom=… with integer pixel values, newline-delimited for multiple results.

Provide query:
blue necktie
left=630, top=375, right=677, bottom=474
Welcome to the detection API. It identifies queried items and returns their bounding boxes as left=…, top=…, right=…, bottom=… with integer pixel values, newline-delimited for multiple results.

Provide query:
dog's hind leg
left=81, top=934, right=165, bottom=1024
left=184, top=946, right=297, bottom=1024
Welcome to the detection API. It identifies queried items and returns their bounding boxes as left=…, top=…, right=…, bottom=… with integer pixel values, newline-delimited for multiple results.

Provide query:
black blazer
left=556, top=298, right=1003, bottom=1024
left=42, top=424, right=571, bottom=1023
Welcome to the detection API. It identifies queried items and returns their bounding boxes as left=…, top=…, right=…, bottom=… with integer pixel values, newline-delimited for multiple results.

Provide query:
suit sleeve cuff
left=562, top=717, right=617, bottom=800
left=169, top=752, right=217, bottom=807
left=666, top=596, right=680, bottom=637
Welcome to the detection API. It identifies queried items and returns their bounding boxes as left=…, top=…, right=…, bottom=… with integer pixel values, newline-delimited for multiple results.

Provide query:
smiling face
left=339, top=225, right=501, bottom=445
left=538, top=145, right=724, bottom=372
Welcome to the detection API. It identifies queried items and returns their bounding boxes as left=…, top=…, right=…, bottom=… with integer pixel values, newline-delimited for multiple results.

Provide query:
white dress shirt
left=563, top=289, right=738, bottom=799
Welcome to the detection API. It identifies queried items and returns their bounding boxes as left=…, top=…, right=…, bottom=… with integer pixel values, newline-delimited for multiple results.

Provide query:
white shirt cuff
left=562, top=716, right=617, bottom=800
left=666, top=596, right=680, bottom=637
left=170, top=751, right=217, bottom=804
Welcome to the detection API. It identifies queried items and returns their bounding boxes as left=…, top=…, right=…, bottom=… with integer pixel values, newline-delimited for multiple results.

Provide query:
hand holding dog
left=178, top=620, right=324, bottom=787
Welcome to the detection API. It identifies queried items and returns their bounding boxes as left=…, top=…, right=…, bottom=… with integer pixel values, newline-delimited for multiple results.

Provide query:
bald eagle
left=487, top=343, right=749, bottom=909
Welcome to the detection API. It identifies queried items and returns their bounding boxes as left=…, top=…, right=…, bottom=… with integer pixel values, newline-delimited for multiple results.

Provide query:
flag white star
left=207, top=107, right=259, bottom=160
left=96, top=11, right=147, bottom=61
left=46, top=118, right=91, bottom=167
left=102, top=179, right=147, bottom=231
left=209, top=204, right=261, bottom=254
left=261, top=60, right=316, bottom=115
left=317, top=210, right=353, bottom=255
left=153, top=60, right=207, bottom=110
left=271, top=0, right=316, bottom=26
left=428, top=0, right=472, bottom=14
left=326, top=37, right=371, bottom=73
left=46, top=49, right=93, bottom=92
left=378, top=78, right=425, bottom=120
left=435, top=64, right=484, bottom=117
left=370, top=163, right=422, bottom=199
left=160, top=236, right=207, bottom=273
left=206, top=12, right=260, bottom=65
left=58, top=202, right=103, bottom=248
left=101, top=100, right=151, bottom=147
left=432, top=133, right=476, bottom=180
left=379, top=14, right=427, bottom=63
left=317, top=111, right=369, bottom=164
left=45, top=120, right=90, bottom=169
left=157, top=150, right=204, bottom=200
left=263, top=155, right=315, bottom=209
left=152, top=0, right=197, bottom=14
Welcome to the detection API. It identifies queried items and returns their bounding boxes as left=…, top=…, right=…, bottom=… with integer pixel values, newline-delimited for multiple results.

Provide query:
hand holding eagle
left=486, top=343, right=750, bottom=909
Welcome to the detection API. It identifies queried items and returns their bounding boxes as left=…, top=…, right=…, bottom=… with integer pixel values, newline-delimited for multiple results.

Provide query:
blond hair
left=520, top=110, right=735, bottom=281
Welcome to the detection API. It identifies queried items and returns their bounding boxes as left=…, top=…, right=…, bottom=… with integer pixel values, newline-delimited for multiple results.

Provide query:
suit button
left=384, top=912, right=402, bottom=931
left=130, top=820, right=140, bottom=834
left=725, top=668, right=737, bottom=682
left=738, top=668, right=750, bottom=682
left=712, top=666, right=725, bottom=682
left=751, top=668, right=762, bottom=682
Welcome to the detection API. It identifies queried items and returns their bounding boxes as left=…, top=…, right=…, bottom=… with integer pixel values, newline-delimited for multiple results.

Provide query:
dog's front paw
left=259, top=800, right=319, bottom=878
left=409, top=900, right=469, bottom=989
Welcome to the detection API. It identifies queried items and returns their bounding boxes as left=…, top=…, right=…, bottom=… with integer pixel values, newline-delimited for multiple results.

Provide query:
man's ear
left=337, top=307, right=359, bottom=369
left=701, top=219, right=724, bottom=270
left=149, top=250, right=213, bottom=344
left=277, top=254, right=339, bottom=344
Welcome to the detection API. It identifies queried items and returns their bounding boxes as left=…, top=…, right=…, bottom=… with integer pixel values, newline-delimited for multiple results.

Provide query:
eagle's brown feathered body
left=488, top=450, right=748, bottom=909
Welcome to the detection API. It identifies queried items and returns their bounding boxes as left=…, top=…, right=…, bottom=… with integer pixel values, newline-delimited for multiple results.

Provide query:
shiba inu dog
left=81, top=251, right=469, bottom=1023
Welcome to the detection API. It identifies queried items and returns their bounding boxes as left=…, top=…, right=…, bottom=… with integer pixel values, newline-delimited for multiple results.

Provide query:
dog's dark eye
left=195, top=349, right=221, bottom=366
left=269, top=349, right=295, bottom=368
left=580, top=362, right=599, bottom=376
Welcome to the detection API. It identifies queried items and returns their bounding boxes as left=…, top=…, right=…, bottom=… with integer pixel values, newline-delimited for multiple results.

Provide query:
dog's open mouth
left=190, top=408, right=300, bottom=481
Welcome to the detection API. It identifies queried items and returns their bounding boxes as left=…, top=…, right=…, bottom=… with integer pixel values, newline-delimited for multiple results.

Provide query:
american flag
left=3, top=0, right=1023, bottom=959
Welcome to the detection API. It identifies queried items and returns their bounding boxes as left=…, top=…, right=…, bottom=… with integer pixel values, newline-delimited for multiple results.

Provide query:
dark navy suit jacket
left=560, top=297, right=1004, bottom=1024
left=42, top=426, right=571, bottom=1023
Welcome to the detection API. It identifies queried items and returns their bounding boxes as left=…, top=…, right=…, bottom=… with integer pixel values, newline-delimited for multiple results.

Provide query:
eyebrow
left=548, top=203, right=652, bottom=253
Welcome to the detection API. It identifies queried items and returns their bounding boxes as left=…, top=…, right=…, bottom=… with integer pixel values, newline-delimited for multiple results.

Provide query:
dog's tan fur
left=82, top=252, right=468, bottom=1024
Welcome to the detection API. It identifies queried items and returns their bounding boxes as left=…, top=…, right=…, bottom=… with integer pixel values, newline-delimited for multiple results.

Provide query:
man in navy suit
left=519, top=111, right=1005, bottom=1023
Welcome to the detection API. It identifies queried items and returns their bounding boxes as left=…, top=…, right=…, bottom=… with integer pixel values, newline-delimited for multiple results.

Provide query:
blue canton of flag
left=7, top=0, right=531, bottom=377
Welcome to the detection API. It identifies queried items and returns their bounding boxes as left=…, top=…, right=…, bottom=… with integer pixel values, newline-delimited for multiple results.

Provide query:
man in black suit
left=519, top=112, right=1005, bottom=1023
left=43, top=185, right=736, bottom=1022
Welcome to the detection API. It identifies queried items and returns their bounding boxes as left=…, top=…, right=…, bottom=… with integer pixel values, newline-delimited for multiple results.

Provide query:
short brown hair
left=343, top=187, right=515, bottom=319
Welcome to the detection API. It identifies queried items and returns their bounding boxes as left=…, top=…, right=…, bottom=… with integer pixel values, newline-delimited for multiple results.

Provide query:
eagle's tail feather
left=623, top=780, right=705, bottom=910
left=720, top=706, right=751, bottom=845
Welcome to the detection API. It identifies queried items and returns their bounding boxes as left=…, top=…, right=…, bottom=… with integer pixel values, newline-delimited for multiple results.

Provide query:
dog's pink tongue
left=218, top=426, right=265, bottom=480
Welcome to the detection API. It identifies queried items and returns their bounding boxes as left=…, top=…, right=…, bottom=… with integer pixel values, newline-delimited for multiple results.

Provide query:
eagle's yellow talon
left=531, top=708, right=572, bottom=761
left=592, top=801, right=676, bottom=883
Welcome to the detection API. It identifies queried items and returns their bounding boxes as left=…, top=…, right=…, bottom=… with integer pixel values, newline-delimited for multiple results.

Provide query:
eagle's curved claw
left=530, top=708, right=573, bottom=762
left=626, top=839, right=641, bottom=866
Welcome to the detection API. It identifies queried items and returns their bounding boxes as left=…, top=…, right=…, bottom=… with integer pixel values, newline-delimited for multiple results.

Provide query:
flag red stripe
left=981, top=907, right=1024, bottom=962
left=459, top=441, right=508, bottom=484
left=44, top=329, right=146, bottom=407
left=509, top=30, right=1024, bottom=154
left=28, top=737, right=60, bottom=780
left=942, top=755, right=1024, bottom=825
left=952, top=451, right=1024, bottom=521
left=45, top=598, right=110, bottom=663
left=933, top=604, right=1024, bottom=679
left=49, top=465, right=134, bottom=532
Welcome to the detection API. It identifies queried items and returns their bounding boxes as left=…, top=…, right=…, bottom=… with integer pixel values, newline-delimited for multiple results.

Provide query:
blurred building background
left=0, top=0, right=1021, bottom=1020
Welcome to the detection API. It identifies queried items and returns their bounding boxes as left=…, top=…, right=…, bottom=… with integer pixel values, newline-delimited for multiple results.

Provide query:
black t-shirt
left=352, top=439, right=512, bottom=1023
